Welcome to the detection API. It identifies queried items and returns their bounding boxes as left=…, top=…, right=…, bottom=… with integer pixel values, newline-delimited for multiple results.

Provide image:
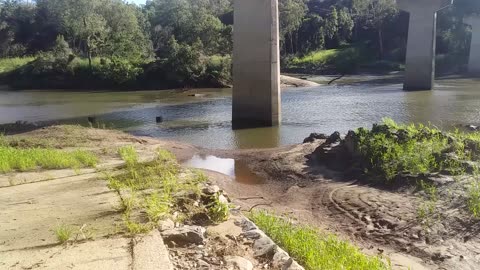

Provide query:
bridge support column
left=465, top=16, right=480, bottom=75
left=397, top=0, right=453, bottom=90
left=232, top=0, right=281, bottom=129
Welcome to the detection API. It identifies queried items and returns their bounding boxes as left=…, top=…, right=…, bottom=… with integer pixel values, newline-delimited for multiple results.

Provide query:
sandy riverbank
left=1, top=126, right=478, bottom=270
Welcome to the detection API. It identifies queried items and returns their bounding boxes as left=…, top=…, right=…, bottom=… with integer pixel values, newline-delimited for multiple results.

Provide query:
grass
left=287, top=45, right=373, bottom=73
left=108, top=146, right=212, bottom=233
left=54, top=224, right=74, bottom=244
left=468, top=181, right=480, bottom=218
left=0, top=57, right=35, bottom=74
left=0, top=146, right=97, bottom=173
left=249, top=211, right=390, bottom=270
left=353, top=118, right=477, bottom=182
left=353, top=119, right=480, bottom=218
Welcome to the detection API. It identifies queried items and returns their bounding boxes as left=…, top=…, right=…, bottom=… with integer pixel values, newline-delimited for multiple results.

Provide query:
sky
left=129, top=0, right=146, bottom=5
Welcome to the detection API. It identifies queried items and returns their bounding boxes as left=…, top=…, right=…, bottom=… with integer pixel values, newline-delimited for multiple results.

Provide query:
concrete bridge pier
left=397, top=0, right=453, bottom=90
left=465, top=16, right=480, bottom=76
left=232, top=0, right=281, bottom=129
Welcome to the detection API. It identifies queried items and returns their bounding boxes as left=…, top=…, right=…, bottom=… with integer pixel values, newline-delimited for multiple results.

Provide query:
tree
left=351, top=0, right=398, bottom=59
left=279, top=0, right=307, bottom=54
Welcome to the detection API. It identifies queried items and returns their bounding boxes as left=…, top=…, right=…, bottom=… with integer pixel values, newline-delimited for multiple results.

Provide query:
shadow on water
left=183, top=154, right=264, bottom=185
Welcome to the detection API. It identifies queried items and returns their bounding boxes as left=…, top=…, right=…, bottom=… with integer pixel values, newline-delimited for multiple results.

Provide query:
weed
left=118, top=145, right=138, bottom=167
left=207, top=193, right=229, bottom=223
left=145, top=192, right=171, bottom=222
left=0, top=146, right=97, bottom=173
left=54, top=224, right=74, bottom=244
left=123, top=215, right=152, bottom=234
left=250, top=211, right=390, bottom=270
left=354, top=118, right=475, bottom=182
left=468, top=181, right=480, bottom=218
left=418, top=180, right=438, bottom=202
left=417, top=201, right=436, bottom=228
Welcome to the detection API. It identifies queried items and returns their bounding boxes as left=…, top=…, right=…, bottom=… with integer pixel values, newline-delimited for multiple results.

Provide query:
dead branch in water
left=328, top=74, right=345, bottom=85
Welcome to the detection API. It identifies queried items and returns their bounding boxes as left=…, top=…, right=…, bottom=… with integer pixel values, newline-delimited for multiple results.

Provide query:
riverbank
left=0, top=125, right=386, bottom=270
left=3, top=124, right=480, bottom=269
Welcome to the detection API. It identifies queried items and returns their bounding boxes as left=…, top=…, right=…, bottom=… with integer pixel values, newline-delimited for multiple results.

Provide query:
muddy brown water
left=1, top=76, right=480, bottom=149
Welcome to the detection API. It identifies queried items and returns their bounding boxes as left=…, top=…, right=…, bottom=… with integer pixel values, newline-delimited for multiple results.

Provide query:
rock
left=241, top=229, right=263, bottom=240
left=253, top=236, right=276, bottom=258
left=158, top=218, right=175, bottom=232
left=235, top=218, right=258, bottom=232
left=467, top=124, right=478, bottom=131
left=218, top=194, right=229, bottom=204
left=284, top=259, right=305, bottom=270
left=197, top=259, right=210, bottom=269
left=326, top=131, right=341, bottom=144
left=202, top=185, right=220, bottom=195
left=303, top=133, right=328, bottom=143
left=344, top=130, right=357, bottom=154
left=224, top=256, right=253, bottom=270
left=162, top=225, right=206, bottom=247
left=272, top=250, right=290, bottom=268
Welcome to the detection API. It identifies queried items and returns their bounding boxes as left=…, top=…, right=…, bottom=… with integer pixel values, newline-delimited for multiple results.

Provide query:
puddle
left=183, top=155, right=264, bottom=185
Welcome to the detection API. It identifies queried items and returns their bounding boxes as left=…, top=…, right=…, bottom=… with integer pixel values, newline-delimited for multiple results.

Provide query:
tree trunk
left=378, top=28, right=384, bottom=60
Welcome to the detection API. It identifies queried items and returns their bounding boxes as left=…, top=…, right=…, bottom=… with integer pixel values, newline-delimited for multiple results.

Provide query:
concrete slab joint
left=464, top=15, right=480, bottom=76
left=397, top=0, right=454, bottom=91
left=232, top=0, right=281, bottom=129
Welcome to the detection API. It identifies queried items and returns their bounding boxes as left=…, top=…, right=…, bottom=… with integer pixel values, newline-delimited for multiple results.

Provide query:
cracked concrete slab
left=0, top=237, right=132, bottom=270
left=0, top=173, right=122, bottom=251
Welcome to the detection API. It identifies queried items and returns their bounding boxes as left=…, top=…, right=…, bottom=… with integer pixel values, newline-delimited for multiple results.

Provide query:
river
left=1, top=76, right=480, bottom=149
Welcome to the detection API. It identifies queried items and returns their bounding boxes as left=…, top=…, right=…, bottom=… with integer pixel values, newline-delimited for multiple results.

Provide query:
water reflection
left=183, top=155, right=264, bottom=185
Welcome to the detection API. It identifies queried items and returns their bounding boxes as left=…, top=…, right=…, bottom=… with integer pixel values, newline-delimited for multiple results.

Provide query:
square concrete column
left=465, top=16, right=480, bottom=76
left=232, top=0, right=281, bottom=129
left=397, top=0, right=453, bottom=91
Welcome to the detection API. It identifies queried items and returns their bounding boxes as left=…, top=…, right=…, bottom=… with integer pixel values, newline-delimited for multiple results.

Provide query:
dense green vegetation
left=0, top=0, right=479, bottom=89
left=250, top=211, right=390, bottom=270
left=353, top=118, right=480, bottom=181
left=108, top=146, right=228, bottom=233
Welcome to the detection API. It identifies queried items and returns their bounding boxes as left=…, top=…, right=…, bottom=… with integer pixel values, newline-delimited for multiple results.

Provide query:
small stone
left=235, top=218, right=258, bottom=231
left=272, top=250, right=290, bottom=268
left=197, top=259, right=210, bottom=268
left=224, top=256, right=253, bottom=270
left=241, top=229, right=263, bottom=240
left=218, top=194, right=229, bottom=204
left=162, top=225, right=206, bottom=247
left=158, top=218, right=175, bottom=232
left=202, top=185, right=220, bottom=195
left=253, top=237, right=276, bottom=258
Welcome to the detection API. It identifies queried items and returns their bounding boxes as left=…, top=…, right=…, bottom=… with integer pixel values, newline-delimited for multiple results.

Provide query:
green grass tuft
left=0, top=146, right=97, bottom=173
left=54, top=224, right=74, bottom=244
left=250, top=211, right=390, bottom=270
left=468, top=181, right=480, bottom=218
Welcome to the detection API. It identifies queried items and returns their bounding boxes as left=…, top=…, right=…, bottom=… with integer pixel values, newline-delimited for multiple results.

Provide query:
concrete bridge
left=232, top=0, right=472, bottom=128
